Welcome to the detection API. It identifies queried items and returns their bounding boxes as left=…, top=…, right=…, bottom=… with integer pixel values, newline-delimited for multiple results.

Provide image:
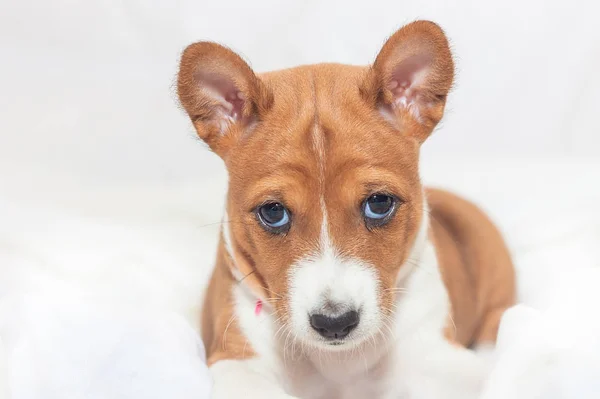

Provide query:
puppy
left=177, top=20, right=515, bottom=399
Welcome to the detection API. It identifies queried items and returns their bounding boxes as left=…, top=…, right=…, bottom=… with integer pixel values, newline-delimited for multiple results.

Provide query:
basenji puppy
left=177, top=20, right=516, bottom=399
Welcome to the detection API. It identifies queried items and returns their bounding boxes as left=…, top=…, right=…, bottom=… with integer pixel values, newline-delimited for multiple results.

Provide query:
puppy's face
left=178, top=21, right=454, bottom=350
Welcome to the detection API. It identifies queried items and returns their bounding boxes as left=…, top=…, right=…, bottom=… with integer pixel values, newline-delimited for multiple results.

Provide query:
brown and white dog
left=177, top=20, right=515, bottom=399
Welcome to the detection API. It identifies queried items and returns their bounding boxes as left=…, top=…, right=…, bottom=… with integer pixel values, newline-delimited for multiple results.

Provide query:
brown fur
left=177, top=21, right=515, bottom=367
left=428, top=188, right=516, bottom=347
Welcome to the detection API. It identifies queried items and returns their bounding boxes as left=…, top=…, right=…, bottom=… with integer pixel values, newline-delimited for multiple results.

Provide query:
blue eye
left=257, top=202, right=290, bottom=232
left=363, top=194, right=395, bottom=225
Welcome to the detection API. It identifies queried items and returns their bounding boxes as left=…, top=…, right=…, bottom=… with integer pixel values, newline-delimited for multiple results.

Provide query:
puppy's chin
left=296, top=329, right=376, bottom=353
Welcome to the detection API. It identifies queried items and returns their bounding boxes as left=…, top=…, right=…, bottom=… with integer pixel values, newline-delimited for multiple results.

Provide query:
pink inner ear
left=223, top=90, right=245, bottom=120
left=195, top=71, right=246, bottom=120
left=387, top=54, right=431, bottom=107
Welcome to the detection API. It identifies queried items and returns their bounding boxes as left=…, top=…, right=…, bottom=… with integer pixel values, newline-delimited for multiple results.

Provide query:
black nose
left=309, top=311, right=359, bottom=339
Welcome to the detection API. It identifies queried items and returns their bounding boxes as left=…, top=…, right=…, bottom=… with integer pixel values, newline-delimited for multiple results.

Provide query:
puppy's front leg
left=210, top=359, right=297, bottom=399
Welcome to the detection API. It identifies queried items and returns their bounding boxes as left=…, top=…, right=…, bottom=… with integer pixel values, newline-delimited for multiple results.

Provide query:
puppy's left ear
left=362, top=21, right=454, bottom=142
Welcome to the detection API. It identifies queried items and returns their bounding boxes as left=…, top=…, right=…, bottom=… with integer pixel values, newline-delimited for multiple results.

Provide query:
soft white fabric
left=483, top=275, right=600, bottom=399
left=0, top=195, right=217, bottom=399
left=0, top=294, right=210, bottom=399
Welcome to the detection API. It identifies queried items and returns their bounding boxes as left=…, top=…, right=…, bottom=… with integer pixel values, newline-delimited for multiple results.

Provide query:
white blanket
left=0, top=296, right=210, bottom=399
left=0, top=193, right=217, bottom=399
left=1, top=159, right=600, bottom=398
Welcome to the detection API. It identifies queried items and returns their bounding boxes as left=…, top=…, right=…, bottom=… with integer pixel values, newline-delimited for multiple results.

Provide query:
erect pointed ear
left=362, top=21, right=454, bottom=142
left=177, top=42, right=273, bottom=157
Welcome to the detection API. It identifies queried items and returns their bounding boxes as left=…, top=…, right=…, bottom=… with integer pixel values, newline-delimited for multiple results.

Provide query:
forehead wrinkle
left=353, top=169, right=413, bottom=198
left=245, top=166, right=311, bottom=195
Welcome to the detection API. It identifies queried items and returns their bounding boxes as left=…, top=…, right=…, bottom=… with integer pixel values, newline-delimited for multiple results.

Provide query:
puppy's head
left=178, top=21, right=453, bottom=350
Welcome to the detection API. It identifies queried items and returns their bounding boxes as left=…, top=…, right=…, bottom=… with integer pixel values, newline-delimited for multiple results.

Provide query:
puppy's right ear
left=177, top=43, right=272, bottom=157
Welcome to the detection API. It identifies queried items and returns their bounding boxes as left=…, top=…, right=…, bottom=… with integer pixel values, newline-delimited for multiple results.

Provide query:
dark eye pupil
left=367, top=195, right=393, bottom=214
left=260, top=203, right=285, bottom=223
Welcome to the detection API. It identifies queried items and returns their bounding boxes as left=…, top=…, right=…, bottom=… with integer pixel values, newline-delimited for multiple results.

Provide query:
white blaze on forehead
left=287, top=209, right=382, bottom=342
left=312, top=125, right=325, bottom=178
left=311, top=122, right=326, bottom=197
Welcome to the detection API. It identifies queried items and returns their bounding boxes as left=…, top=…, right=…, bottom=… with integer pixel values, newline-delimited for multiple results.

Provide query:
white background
left=1, top=0, right=599, bottom=188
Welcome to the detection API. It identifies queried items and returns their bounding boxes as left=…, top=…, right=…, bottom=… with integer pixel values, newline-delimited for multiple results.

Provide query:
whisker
left=237, top=270, right=256, bottom=284
left=221, top=313, right=237, bottom=351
